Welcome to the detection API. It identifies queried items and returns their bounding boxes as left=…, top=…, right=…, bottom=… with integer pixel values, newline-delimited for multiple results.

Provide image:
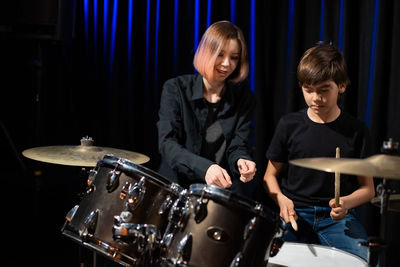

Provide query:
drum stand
left=365, top=138, right=399, bottom=267
left=365, top=179, right=389, bottom=267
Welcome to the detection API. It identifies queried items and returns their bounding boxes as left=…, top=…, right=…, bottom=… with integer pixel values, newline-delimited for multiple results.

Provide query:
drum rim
left=100, top=154, right=182, bottom=192
left=188, top=183, right=279, bottom=221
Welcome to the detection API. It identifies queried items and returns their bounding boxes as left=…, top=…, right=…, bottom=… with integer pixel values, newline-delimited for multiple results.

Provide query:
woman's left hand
left=329, top=198, right=348, bottom=220
left=237, top=159, right=256, bottom=183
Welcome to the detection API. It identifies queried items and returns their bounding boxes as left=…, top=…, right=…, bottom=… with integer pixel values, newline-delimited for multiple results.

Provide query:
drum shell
left=164, top=184, right=280, bottom=267
left=63, top=155, right=181, bottom=259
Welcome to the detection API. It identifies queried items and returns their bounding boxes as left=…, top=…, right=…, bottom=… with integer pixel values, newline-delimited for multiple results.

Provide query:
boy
left=263, top=42, right=375, bottom=261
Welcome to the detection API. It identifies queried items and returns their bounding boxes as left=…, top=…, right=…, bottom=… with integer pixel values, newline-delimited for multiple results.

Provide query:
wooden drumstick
left=289, top=215, right=298, bottom=231
left=335, top=147, right=340, bottom=207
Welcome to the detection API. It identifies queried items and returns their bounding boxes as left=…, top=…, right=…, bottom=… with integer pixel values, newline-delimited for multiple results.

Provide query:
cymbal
left=371, top=194, right=400, bottom=212
left=22, top=145, right=150, bottom=167
left=289, top=154, right=400, bottom=179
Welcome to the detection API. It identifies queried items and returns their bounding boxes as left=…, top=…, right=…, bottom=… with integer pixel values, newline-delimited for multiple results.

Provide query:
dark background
left=1, top=0, right=399, bottom=266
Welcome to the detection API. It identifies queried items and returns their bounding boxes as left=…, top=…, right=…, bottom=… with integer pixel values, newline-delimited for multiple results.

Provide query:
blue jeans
left=284, top=206, right=369, bottom=261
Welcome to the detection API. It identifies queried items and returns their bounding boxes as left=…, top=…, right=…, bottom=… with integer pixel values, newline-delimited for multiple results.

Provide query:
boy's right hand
left=277, top=193, right=298, bottom=224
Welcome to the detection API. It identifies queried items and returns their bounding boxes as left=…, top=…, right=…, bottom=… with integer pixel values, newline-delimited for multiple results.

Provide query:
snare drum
left=267, top=242, right=369, bottom=267
left=161, top=184, right=281, bottom=267
left=61, top=155, right=183, bottom=266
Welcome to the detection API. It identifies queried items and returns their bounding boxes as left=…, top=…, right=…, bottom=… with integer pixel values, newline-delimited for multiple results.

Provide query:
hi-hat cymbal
left=289, top=154, right=400, bottom=179
left=22, top=144, right=150, bottom=167
left=371, top=194, right=400, bottom=212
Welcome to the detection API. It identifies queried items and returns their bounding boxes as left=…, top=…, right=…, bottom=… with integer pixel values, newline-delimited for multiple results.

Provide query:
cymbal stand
left=367, top=138, right=399, bottom=267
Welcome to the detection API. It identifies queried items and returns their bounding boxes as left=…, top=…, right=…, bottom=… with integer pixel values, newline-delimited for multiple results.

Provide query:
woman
left=157, top=21, right=256, bottom=195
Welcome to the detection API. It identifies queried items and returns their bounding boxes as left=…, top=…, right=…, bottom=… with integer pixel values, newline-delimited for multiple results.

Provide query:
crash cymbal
left=371, top=194, right=400, bottom=212
left=289, top=154, right=400, bottom=179
left=22, top=138, right=150, bottom=167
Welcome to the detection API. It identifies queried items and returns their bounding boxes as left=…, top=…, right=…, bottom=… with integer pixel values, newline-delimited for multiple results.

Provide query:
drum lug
left=243, top=217, right=257, bottom=241
left=65, top=205, right=79, bottom=222
left=79, top=209, right=99, bottom=239
left=127, top=177, right=146, bottom=211
left=106, top=170, right=121, bottom=193
left=176, top=233, right=192, bottom=264
left=230, top=252, right=243, bottom=267
left=194, top=197, right=208, bottom=223
left=159, top=195, right=173, bottom=215
left=269, top=237, right=284, bottom=257
left=87, top=169, right=98, bottom=186
left=168, top=191, right=189, bottom=229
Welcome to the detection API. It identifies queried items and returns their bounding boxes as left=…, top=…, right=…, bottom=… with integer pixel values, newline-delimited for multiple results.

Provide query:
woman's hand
left=237, top=159, right=256, bottom=182
left=205, top=164, right=232, bottom=188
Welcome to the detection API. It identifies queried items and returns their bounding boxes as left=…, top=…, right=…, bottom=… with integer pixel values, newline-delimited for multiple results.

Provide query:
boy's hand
left=329, top=198, right=348, bottom=220
left=277, top=193, right=298, bottom=226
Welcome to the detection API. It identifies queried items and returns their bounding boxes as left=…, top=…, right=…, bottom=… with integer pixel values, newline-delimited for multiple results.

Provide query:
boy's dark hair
left=297, top=41, right=350, bottom=89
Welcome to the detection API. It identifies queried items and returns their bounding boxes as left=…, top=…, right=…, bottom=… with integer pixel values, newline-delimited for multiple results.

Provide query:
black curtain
left=1, top=0, right=399, bottom=266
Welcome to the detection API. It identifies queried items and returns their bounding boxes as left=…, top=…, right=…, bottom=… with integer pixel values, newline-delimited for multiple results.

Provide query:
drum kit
left=22, top=137, right=400, bottom=266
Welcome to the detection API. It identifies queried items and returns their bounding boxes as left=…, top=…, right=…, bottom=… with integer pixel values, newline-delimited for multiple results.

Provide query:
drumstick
left=289, top=215, right=298, bottom=231
left=335, top=147, right=340, bottom=208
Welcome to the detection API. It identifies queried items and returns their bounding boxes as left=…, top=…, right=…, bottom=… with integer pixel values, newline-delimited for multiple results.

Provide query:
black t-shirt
left=266, top=108, right=371, bottom=207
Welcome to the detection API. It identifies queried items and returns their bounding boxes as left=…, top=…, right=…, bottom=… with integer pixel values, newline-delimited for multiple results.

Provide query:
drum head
left=267, top=242, right=368, bottom=267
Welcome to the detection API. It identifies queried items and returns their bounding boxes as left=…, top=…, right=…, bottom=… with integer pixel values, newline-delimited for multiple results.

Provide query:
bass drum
left=161, top=184, right=281, bottom=267
left=61, top=155, right=183, bottom=266
left=267, top=242, right=369, bottom=267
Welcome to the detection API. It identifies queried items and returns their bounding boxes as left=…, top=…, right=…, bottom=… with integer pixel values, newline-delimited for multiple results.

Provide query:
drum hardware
left=194, top=189, right=209, bottom=223
left=158, top=194, right=174, bottom=215
left=167, top=190, right=189, bottom=229
left=106, top=169, right=121, bottom=193
left=61, top=155, right=183, bottom=266
left=80, top=209, right=99, bottom=240
left=159, top=191, right=189, bottom=257
left=160, top=184, right=281, bottom=267
left=367, top=138, right=399, bottom=267
left=230, top=252, right=242, bottom=267
left=22, top=136, right=150, bottom=167
left=360, top=237, right=387, bottom=267
left=119, top=177, right=146, bottom=211
left=243, top=217, right=257, bottom=241
left=112, top=219, right=160, bottom=251
left=371, top=193, right=400, bottom=212
left=207, top=226, right=228, bottom=242
left=176, top=233, right=193, bottom=265
left=87, top=168, right=98, bottom=186
left=269, top=236, right=284, bottom=257
left=65, top=205, right=79, bottom=222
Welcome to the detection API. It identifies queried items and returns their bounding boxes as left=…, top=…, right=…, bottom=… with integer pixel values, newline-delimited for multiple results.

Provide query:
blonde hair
left=193, top=21, right=248, bottom=83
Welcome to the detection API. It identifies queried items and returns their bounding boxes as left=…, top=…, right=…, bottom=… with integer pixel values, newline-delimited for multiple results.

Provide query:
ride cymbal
left=289, top=154, right=400, bottom=179
left=22, top=138, right=150, bottom=167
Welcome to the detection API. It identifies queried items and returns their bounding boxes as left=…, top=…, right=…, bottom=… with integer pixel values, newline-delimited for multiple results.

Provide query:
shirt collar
left=191, top=74, right=204, bottom=101
left=191, top=74, right=236, bottom=104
